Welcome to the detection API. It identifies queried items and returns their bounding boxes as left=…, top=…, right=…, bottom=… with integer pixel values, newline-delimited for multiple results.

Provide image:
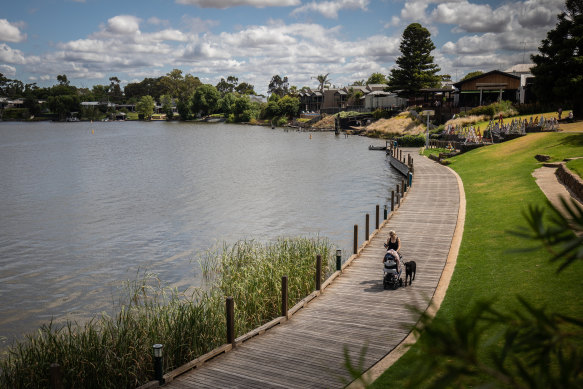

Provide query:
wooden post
left=353, top=224, right=358, bottom=254
left=402, top=180, right=405, bottom=195
left=375, top=205, right=379, bottom=229
left=316, top=255, right=322, bottom=291
left=50, top=363, right=63, bottom=389
left=365, top=214, right=370, bottom=241
left=391, top=191, right=395, bottom=211
left=226, top=297, right=234, bottom=345
left=281, top=276, right=288, bottom=317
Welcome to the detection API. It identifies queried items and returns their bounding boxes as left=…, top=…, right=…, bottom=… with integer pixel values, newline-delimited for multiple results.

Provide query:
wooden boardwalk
left=164, top=152, right=460, bottom=388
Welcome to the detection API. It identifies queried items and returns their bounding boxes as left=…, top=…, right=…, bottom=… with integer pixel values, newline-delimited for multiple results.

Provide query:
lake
left=0, top=121, right=401, bottom=344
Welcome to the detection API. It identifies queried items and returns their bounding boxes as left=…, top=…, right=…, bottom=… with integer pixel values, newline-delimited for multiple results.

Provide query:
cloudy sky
left=1, top=0, right=565, bottom=94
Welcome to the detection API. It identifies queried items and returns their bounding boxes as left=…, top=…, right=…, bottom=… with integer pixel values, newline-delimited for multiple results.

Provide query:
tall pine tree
left=530, top=0, right=583, bottom=118
left=388, top=23, right=441, bottom=99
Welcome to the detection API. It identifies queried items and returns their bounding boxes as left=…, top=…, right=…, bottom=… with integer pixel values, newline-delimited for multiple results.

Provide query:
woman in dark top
left=384, top=230, right=401, bottom=253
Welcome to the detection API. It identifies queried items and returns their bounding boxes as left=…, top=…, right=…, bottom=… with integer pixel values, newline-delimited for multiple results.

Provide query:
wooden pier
left=160, top=151, right=461, bottom=388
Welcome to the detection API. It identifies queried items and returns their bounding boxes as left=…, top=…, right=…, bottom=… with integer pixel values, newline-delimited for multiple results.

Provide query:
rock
left=535, top=154, right=551, bottom=162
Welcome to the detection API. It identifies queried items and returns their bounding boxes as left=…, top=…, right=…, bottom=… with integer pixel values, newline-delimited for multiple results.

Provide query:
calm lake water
left=0, top=121, right=401, bottom=344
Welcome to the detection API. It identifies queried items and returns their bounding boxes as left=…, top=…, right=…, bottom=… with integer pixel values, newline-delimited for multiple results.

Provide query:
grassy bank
left=371, top=132, right=583, bottom=387
left=0, top=237, right=335, bottom=388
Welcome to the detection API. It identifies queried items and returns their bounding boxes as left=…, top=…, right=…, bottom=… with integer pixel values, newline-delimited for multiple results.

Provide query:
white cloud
left=0, top=19, right=26, bottom=43
left=291, top=0, right=369, bottom=19
left=0, top=64, right=16, bottom=77
left=517, top=0, right=563, bottom=29
left=176, top=0, right=300, bottom=8
left=0, top=43, right=26, bottom=64
left=442, top=33, right=500, bottom=55
left=106, top=15, right=141, bottom=35
left=432, top=1, right=512, bottom=33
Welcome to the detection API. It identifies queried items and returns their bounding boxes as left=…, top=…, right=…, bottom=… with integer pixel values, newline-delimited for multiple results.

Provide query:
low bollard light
left=153, top=344, right=165, bottom=385
left=336, top=249, right=342, bottom=271
left=384, top=204, right=388, bottom=220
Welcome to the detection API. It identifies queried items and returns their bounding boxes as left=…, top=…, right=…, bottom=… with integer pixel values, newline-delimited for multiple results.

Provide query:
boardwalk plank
left=163, top=151, right=459, bottom=388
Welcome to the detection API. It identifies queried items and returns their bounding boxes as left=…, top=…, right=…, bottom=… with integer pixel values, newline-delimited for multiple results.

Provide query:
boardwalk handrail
left=135, top=156, right=415, bottom=389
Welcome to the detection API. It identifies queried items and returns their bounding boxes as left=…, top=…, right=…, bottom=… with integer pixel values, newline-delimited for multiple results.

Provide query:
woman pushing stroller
left=384, top=230, right=401, bottom=255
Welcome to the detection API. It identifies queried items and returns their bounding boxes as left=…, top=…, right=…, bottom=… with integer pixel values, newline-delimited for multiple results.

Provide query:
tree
left=461, top=71, right=484, bottom=81
left=531, top=0, right=583, bottom=118
left=218, top=92, right=237, bottom=116
left=235, top=82, right=255, bottom=95
left=160, top=94, right=174, bottom=119
left=47, top=94, right=80, bottom=120
left=315, top=73, right=331, bottom=91
left=278, top=95, right=300, bottom=118
left=388, top=23, right=441, bottom=98
left=366, top=73, right=388, bottom=85
left=268, top=75, right=289, bottom=97
left=108, top=77, right=123, bottom=103
left=136, top=95, right=155, bottom=120
left=352, top=79, right=365, bottom=86
left=216, top=76, right=238, bottom=95
left=191, top=84, right=220, bottom=117
left=56, top=74, right=70, bottom=86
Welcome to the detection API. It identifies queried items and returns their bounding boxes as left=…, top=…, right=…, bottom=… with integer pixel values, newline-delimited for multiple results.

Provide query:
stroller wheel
left=391, top=282, right=398, bottom=290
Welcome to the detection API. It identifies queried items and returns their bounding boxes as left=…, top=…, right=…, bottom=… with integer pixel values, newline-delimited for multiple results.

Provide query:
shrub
left=397, top=134, right=426, bottom=147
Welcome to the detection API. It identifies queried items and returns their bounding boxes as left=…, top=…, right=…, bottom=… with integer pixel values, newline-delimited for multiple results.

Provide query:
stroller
left=383, top=250, right=403, bottom=290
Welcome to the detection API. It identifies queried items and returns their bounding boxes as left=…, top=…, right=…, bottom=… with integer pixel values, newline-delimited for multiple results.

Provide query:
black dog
left=404, top=261, right=416, bottom=286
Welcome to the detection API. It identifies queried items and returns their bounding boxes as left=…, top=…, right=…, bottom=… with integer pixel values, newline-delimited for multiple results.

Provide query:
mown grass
left=371, top=131, right=583, bottom=388
left=566, top=158, right=583, bottom=179
left=0, top=237, right=334, bottom=388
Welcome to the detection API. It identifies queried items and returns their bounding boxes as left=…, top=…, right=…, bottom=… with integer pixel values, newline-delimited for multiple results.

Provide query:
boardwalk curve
left=163, top=152, right=461, bottom=388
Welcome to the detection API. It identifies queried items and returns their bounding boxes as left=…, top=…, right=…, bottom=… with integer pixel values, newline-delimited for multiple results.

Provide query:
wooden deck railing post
left=391, top=191, right=395, bottom=211
left=384, top=204, right=388, bottom=220
left=365, top=214, right=370, bottom=241
left=226, top=297, right=235, bottom=346
left=353, top=224, right=358, bottom=254
left=50, top=363, right=63, bottom=389
left=316, top=255, right=322, bottom=291
left=281, top=276, right=288, bottom=317
left=375, top=205, right=379, bottom=229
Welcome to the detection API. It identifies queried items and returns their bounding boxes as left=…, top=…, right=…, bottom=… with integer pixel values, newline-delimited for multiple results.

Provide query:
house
left=453, top=70, right=521, bottom=108
left=299, top=84, right=402, bottom=113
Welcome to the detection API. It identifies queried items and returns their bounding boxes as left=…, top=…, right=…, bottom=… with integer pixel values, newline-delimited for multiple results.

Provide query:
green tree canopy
left=136, top=95, right=155, bottom=119
left=268, top=75, right=289, bottom=97
left=461, top=71, right=484, bottom=81
left=278, top=95, right=300, bottom=118
left=191, top=84, right=220, bottom=117
left=366, top=73, right=388, bottom=85
left=315, top=73, right=331, bottom=91
left=531, top=0, right=583, bottom=117
left=388, top=23, right=441, bottom=98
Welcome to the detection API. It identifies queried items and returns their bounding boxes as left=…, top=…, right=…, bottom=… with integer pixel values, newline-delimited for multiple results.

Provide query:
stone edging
left=347, top=158, right=466, bottom=389
left=555, top=163, right=583, bottom=203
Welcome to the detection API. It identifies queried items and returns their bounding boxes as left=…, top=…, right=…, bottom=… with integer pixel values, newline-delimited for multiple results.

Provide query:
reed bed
left=0, top=237, right=335, bottom=388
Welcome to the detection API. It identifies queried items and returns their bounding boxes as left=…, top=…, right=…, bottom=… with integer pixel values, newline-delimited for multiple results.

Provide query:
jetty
left=156, top=151, right=461, bottom=388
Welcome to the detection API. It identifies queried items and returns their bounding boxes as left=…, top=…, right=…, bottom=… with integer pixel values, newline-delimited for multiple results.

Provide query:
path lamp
left=384, top=204, right=388, bottom=220
left=336, top=249, right=342, bottom=271
left=422, top=110, right=434, bottom=148
left=153, top=344, right=165, bottom=385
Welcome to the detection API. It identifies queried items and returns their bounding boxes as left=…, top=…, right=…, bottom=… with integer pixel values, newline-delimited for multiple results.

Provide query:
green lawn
left=371, top=132, right=583, bottom=387
left=566, top=158, right=583, bottom=179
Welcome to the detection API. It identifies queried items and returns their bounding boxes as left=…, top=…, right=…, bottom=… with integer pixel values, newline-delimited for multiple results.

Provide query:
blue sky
left=1, top=0, right=565, bottom=94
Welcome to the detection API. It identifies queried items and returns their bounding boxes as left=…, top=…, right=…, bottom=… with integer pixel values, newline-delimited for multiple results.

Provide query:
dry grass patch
left=445, top=115, right=489, bottom=128
left=311, top=114, right=336, bottom=129
left=365, top=112, right=425, bottom=136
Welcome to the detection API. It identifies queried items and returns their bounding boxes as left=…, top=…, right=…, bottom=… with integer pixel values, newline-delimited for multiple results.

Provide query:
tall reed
left=0, top=236, right=334, bottom=388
